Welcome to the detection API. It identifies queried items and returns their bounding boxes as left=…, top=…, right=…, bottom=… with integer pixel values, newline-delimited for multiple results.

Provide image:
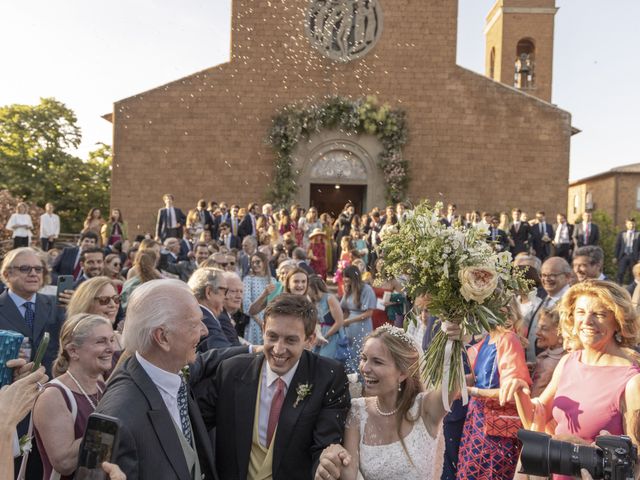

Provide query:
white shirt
left=39, top=213, right=60, bottom=239
left=6, top=213, right=33, bottom=238
left=136, top=352, right=183, bottom=430
left=257, top=360, right=299, bottom=447
left=555, top=222, right=570, bottom=244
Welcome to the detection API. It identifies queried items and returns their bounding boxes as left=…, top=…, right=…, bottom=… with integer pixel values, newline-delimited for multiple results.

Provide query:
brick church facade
left=107, top=0, right=572, bottom=236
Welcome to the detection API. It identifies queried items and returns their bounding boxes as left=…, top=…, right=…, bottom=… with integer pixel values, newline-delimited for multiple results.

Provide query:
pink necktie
left=585, top=224, right=589, bottom=244
left=266, top=378, right=286, bottom=447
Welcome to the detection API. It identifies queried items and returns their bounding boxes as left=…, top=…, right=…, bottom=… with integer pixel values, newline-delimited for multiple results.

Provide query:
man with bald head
left=525, top=256, right=572, bottom=362
left=96, top=279, right=248, bottom=480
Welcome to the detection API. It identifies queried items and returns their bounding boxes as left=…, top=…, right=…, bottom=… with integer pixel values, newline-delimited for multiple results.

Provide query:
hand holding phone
left=76, top=414, right=121, bottom=480
left=56, top=275, right=75, bottom=305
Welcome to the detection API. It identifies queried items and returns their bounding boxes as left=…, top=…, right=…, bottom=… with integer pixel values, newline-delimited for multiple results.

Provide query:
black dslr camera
left=518, top=429, right=637, bottom=480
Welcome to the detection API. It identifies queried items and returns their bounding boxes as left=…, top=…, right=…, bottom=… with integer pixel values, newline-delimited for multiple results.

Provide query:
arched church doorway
left=310, top=183, right=367, bottom=217
left=292, top=131, right=386, bottom=213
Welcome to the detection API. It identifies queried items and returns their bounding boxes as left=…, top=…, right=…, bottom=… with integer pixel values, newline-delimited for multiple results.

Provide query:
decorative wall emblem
left=311, top=150, right=368, bottom=180
left=306, top=0, right=383, bottom=62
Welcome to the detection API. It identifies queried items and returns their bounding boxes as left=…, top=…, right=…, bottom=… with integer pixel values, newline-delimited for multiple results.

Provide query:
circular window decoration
left=306, top=0, right=383, bottom=62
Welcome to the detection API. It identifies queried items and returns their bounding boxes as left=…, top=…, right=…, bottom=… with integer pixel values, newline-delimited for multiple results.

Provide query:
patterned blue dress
left=340, top=284, right=377, bottom=374
left=242, top=274, right=275, bottom=345
left=314, top=293, right=341, bottom=360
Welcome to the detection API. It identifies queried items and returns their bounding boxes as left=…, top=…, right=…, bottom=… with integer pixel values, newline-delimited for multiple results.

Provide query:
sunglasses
left=94, top=295, right=121, bottom=306
left=11, top=265, right=44, bottom=274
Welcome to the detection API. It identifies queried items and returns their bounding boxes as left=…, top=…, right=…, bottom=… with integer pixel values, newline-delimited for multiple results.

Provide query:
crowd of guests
left=0, top=195, right=639, bottom=480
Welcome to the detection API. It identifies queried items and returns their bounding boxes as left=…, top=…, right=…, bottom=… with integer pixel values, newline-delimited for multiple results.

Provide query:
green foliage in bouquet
left=267, top=96, right=409, bottom=206
left=379, top=201, right=531, bottom=392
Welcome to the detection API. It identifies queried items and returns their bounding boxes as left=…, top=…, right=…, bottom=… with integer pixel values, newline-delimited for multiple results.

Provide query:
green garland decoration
left=267, top=96, right=409, bottom=206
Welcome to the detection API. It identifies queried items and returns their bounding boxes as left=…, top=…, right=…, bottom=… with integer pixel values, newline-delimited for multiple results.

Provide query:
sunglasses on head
left=94, top=295, right=121, bottom=306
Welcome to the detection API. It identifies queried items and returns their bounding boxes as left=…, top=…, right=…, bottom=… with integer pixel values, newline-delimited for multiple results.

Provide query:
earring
left=615, top=331, right=622, bottom=343
left=398, top=382, right=402, bottom=392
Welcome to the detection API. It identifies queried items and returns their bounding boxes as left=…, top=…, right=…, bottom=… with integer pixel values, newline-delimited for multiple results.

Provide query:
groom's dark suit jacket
left=195, top=350, right=350, bottom=480
left=96, top=348, right=246, bottom=480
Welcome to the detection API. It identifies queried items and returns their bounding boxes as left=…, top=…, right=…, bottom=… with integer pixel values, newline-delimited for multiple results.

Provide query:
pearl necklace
left=375, top=397, right=399, bottom=417
left=67, top=370, right=103, bottom=410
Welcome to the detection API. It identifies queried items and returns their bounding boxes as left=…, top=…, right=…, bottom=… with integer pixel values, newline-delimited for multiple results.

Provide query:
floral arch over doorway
left=267, top=96, right=409, bottom=206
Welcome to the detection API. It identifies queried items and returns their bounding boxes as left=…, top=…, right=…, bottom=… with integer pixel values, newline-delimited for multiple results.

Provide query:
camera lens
left=519, top=430, right=552, bottom=476
left=518, top=430, right=604, bottom=479
left=548, top=439, right=603, bottom=478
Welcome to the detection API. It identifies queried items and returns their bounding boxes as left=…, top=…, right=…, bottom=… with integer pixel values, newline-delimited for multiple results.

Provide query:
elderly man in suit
left=96, top=279, right=249, bottom=480
left=156, top=193, right=187, bottom=242
left=51, top=230, right=99, bottom=284
left=195, top=293, right=350, bottom=480
left=189, top=268, right=232, bottom=351
left=0, top=248, right=64, bottom=375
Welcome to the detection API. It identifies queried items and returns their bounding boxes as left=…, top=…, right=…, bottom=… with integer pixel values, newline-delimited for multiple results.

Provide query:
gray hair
left=122, top=279, right=196, bottom=354
left=573, top=245, right=604, bottom=265
left=223, top=271, right=242, bottom=284
left=188, top=267, right=224, bottom=300
left=514, top=253, right=542, bottom=272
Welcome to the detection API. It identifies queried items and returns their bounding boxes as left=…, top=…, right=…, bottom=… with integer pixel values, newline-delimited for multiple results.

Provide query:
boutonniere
left=180, top=365, right=190, bottom=383
left=293, top=382, right=313, bottom=408
left=19, top=433, right=32, bottom=456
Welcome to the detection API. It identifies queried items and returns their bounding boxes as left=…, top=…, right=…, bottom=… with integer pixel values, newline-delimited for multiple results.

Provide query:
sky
left=1, top=0, right=638, bottom=182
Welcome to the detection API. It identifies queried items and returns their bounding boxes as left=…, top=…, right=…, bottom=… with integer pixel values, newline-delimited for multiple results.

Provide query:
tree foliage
left=0, top=98, right=111, bottom=233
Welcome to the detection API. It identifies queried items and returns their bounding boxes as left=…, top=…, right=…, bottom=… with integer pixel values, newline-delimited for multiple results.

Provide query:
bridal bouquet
left=379, top=201, right=530, bottom=409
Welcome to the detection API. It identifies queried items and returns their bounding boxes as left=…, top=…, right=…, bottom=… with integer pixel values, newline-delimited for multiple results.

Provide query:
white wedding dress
left=352, top=392, right=443, bottom=480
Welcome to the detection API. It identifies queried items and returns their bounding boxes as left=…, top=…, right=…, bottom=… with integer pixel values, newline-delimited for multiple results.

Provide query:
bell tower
left=484, top=0, right=558, bottom=103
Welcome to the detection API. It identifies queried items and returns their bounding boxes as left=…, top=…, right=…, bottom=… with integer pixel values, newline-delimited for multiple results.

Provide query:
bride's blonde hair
left=365, top=325, right=424, bottom=462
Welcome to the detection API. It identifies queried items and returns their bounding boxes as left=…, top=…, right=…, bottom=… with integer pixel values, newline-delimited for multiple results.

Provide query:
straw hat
left=308, top=228, right=326, bottom=239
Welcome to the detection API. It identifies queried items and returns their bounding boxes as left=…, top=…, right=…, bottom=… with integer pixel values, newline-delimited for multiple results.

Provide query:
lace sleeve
left=346, top=397, right=366, bottom=442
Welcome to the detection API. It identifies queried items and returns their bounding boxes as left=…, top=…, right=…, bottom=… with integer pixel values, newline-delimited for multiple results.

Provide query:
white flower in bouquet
left=458, top=266, right=498, bottom=304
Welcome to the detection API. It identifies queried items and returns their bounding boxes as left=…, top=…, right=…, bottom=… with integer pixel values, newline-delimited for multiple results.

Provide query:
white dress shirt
left=39, top=213, right=60, bottom=239
left=136, top=352, right=183, bottom=429
left=257, top=360, right=299, bottom=447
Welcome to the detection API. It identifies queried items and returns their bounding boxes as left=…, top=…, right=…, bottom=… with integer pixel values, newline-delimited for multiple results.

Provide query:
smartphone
left=31, top=332, right=50, bottom=372
left=57, top=275, right=75, bottom=299
left=76, top=414, right=121, bottom=480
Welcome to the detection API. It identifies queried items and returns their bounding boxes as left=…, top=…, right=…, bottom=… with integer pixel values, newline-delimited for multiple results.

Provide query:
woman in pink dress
left=501, top=280, right=640, bottom=480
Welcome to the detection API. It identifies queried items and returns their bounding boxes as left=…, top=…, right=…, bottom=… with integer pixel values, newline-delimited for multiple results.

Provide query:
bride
left=315, top=323, right=461, bottom=480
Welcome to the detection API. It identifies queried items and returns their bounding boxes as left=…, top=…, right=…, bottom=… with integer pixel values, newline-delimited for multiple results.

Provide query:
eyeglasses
left=215, top=287, right=229, bottom=296
left=540, top=273, right=565, bottom=280
left=94, top=295, right=121, bottom=305
left=10, top=265, right=44, bottom=274
left=251, top=260, right=263, bottom=265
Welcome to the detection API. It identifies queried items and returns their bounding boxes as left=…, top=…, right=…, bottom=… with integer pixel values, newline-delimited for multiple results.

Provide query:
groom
left=195, top=294, right=350, bottom=479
